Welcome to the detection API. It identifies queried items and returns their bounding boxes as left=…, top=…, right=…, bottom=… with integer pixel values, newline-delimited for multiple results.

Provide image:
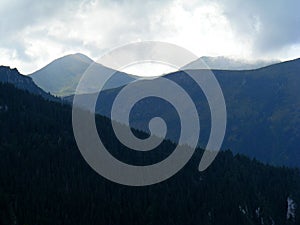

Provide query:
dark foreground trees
left=0, top=83, right=300, bottom=225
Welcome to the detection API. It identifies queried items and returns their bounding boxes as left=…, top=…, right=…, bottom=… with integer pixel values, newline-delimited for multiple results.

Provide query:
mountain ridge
left=29, top=53, right=136, bottom=97
left=28, top=53, right=284, bottom=97
left=0, top=66, right=56, bottom=101
left=182, top=56, right=281, bottom=71
left=70, top=57, right=300, bottom=167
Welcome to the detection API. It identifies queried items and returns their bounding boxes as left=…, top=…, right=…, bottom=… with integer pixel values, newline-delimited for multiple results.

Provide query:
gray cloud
left=0, top=0, right=84, bottom=59
left=0, top=0, right=299, bottom=73
left=218, top=0, right=300, bottom=54
left=1, top=0, right=176, bottom=65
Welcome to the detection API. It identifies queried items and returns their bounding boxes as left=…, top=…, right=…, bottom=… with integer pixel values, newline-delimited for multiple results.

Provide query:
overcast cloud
left=0, top=0, right=299, bottom=74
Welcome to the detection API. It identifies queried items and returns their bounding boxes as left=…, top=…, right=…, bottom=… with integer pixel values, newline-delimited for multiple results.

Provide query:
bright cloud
left=0, top=0, right=299, bottom=74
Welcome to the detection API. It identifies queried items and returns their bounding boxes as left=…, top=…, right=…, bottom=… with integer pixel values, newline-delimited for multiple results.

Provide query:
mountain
left=182, top=56, right=280, bottom=70
left=73, top=58, right=300, bottom=167
left=29, top=53, right=136, bottom=97
left=1, top=82, right=300, bottom=225
left=0, top=66, right=56, bottom=101
left=181, top=58, right=300, bottom=167
left=28, top=54, right=279, bottom=98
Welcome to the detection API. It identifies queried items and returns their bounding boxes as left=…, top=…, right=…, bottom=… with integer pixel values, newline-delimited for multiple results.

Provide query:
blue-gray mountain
left=29, top=53, right=136, bottom=97
left=29, top=54, right=279, bottom=97
left=69, top=58, right=300, bottom=167
left=182, top=56, right=280, bottom=70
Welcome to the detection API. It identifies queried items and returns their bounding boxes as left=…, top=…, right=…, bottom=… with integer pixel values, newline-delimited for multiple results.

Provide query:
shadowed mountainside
left=0, top=66, right=56, bottom=101
left=1, top=82, right=300, bottom=225
left=66, top=58, right=300, bottom=167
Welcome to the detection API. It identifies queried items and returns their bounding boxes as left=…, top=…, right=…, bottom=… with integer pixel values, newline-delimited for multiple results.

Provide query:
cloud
left=0, top=0, right=80, bottom=46
left=218, top=0, right=300, bottom=55
left=0, top=0, right=299, bottom=74
left=0, top=0, right=178, bottom=73
left=0, top=0, right=86, bottom=72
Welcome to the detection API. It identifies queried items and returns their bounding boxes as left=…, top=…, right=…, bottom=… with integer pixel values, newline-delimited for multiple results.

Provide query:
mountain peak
left=29, top=53, right=135, bottom=97
left=0, top=65, right=20, bottom=73
left=67, top=53, right=94, bottom=64
left=29, top=53, right=95, bottom=96
left=49, top=53, right=94, bottom=66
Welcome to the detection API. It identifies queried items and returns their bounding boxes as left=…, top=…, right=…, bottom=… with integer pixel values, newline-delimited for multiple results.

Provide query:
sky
left=0, top=0, right=300, bottom=74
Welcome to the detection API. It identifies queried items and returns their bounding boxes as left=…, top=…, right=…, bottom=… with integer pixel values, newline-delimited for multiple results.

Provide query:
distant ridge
left=182, top=56, right=280, bottom=70
left=29, top=53, right=136, bottom=97
left=73, top=57, right=300, bottom=168
left=29, top=53, right=94, bottom=97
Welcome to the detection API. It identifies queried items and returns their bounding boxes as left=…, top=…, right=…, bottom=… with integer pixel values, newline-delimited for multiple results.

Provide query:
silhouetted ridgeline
left=0, top=81, right=300, bottom=224
left=0, top=66, right=56, bottom=101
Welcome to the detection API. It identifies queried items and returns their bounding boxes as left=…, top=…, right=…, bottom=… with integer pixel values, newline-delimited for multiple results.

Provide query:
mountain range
left=0, top=81, right=299, bottom=225
left=66, top=58, right=300, bottom=167
left=1, top=55, right=299, bottom=168
left=27, top=54, right=280, bottom=97
left=1, top=55, right=300, bottom=224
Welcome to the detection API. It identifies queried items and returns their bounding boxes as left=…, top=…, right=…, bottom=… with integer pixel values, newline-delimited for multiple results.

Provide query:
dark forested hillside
left=1, top=82, right=300, bottom=225
left=0, top=66, right=56, bottom=101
